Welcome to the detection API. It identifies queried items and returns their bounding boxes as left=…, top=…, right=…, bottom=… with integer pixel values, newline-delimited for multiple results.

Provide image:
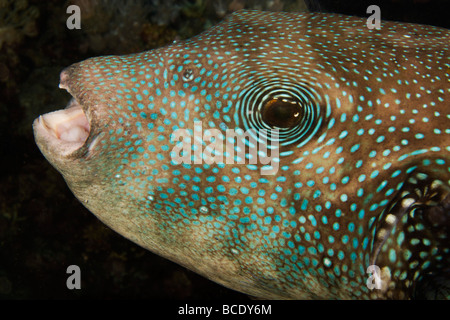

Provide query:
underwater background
left=0, top=0, right=448, bottom=299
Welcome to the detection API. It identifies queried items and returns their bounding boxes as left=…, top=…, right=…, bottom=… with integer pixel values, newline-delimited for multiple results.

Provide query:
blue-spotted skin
left=41, top=11, right=450, bottom=299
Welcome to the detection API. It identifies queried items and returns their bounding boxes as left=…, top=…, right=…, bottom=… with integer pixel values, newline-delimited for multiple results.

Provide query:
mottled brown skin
left=34, top=11, right=450, bottom=299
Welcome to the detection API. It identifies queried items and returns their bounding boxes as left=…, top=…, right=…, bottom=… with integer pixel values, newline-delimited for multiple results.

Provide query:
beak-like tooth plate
left=41, top=104, right=90, bottom=143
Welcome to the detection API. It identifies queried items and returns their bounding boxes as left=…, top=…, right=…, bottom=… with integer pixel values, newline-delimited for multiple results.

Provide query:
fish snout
left=33, top=65, right=92, bottom=161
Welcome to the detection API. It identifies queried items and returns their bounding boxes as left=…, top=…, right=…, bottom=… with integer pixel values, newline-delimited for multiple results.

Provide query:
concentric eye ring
left=237, top=80, right=326, bottom=147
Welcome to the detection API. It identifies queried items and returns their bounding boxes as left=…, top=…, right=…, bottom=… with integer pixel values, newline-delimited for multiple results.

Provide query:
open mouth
left=33, top=95, right=91, bottom=156
left=40, top=98, right=90, bottom=142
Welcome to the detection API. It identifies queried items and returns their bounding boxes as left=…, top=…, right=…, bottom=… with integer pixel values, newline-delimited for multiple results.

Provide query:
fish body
left=33, top=10, right=450, bottom=299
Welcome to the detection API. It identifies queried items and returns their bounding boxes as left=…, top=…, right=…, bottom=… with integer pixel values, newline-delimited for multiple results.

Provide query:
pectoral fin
left=369, top=171, right=450, bottom=299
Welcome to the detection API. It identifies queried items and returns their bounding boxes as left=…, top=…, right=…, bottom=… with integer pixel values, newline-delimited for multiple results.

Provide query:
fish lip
left=33, top=69, right=93, bottom=159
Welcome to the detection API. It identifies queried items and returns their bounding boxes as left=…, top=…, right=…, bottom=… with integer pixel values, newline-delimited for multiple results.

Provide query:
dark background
left=0, top=0, right=448, bottom=299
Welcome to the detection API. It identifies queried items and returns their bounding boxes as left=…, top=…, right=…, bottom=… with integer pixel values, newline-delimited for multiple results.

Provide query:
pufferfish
left=33, top=10, right=450, bottom=299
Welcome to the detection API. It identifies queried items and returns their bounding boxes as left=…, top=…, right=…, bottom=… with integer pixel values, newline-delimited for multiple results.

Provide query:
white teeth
left=40, top=103, right=90, bottom=143
left=59, top=125, right=89, bottom=142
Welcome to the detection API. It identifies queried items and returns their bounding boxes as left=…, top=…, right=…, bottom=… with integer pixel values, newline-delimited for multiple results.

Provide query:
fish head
left=33, top=10, right=450, bottom=299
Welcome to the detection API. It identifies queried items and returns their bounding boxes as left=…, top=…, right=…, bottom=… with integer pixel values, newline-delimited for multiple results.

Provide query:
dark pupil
left=262, top=98, right=302, bottom=128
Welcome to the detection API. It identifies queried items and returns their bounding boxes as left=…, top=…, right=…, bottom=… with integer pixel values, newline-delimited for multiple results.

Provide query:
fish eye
left=238, top=81, right=326, bottom=147
left=261, top=97, right=303, bottom=128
